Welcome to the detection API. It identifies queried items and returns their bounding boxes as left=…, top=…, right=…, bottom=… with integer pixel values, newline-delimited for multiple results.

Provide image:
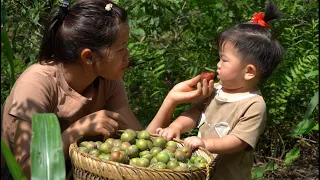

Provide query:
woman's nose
left=124, top=48, right=129, bottom=61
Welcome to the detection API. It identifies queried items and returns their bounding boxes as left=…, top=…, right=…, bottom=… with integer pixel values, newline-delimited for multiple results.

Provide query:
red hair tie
left=251, top=12, right=271, bottom=27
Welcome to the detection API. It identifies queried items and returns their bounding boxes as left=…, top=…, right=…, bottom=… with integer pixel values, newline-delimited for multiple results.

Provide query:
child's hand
left=184, top=136, right=205, bottom=150
left=156, top=126, right=181, bottom=141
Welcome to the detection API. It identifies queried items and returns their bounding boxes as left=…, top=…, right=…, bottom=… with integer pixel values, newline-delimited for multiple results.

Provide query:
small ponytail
left=264, top=0, right=283, bottom=23
left=39, top=1, right=70, bottom=63
left=38, top=12, right=61, bottom=62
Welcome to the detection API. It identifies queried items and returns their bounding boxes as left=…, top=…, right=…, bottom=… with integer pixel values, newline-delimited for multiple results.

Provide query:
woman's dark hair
left=38, top=0, right=127, bottom=64
left=218, top=0, right=284, bottom=81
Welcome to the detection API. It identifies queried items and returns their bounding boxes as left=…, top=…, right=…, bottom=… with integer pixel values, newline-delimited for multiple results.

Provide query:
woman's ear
left=80, top=48, right=93, bottom=65
left=244, top=64, right=257, bottom=80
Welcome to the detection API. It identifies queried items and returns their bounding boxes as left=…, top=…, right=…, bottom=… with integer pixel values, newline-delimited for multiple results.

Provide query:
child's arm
left=156, top=104, right=203, bottom=140
left=184, top=135, right=248, bottom=154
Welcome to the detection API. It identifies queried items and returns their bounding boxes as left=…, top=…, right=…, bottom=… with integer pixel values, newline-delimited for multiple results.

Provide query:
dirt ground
left=254, top=138, right=319, bottom=179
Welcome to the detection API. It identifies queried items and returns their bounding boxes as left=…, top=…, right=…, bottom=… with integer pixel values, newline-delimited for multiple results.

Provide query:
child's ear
left=244, top=64, right=257, bottom=80
left=80, top=48, right=93, bottom=65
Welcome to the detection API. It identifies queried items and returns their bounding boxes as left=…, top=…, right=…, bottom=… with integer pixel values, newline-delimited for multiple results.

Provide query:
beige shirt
left=1, top=62, right=128, bottom=167
left=197, top=84, right=267, bottom=180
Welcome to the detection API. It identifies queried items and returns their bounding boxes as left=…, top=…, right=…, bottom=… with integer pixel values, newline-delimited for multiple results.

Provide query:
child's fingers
left=166, top=133, right=173, bottom=141
left=162, top=130, right=168, bottom=138
left=166, top=131, right=177, bottom=141
left=156, top=127, right=162, bottom=134
left=184, top=137, right=198, bottom=150
left=157, top=128, right=165, bottom=136
left=184, top=137, right=192, bottom=146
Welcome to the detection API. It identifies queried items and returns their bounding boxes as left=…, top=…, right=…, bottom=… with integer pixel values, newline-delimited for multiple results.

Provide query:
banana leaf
left=1, top=140, right=27, bottom=180
left=31, top=113, right=65, bottom=180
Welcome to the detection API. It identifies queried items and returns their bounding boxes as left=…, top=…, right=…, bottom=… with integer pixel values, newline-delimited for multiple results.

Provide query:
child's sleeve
left=229, top=100, right=267, bottom=149
left=190, top=83, right=220, bottom=127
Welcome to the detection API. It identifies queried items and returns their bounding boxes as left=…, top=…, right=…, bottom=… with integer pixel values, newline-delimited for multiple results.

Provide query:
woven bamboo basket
left=69, top=131, right=216, bottom=180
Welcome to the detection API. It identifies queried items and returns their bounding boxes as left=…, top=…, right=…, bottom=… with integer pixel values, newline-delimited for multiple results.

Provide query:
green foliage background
left=1, top=0, right=318, bottom=178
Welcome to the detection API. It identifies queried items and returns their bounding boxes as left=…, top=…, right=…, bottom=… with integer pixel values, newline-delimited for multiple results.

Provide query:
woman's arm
left=169, top=106, right=202, bottom=134
left=113, top=105, right=144, bottom=131
left=147, top=75, right=214, bottom=134
left=146, top=97, right=177, bottom=134
left=13, top=119, right=32, bottom=179
left=155, top=105, right=202, bottom=140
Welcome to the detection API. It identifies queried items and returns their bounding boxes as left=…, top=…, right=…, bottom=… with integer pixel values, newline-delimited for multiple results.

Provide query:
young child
left=1, top=0, right=212, bottom=178
left=156, top=1, right=284, bottom=179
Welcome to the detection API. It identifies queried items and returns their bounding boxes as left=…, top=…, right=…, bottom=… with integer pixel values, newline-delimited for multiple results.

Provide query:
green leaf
left=33, top=12, right=40, bottom=25
left=284, top=75, right=292, bottom=82
left=285, top=147, right=300, bottom=165
left=305, top=70, right=318, bottom=78
left=265, top=160, right=278, bottom=171
left=312, top=124, right=318, bottom=131
left=292, top=90, right=319, bottom=136
left=155, top=49, right=166, bottom=56
left=290, top=69, right=297, bottom=78
left=131, top=28, right=146, bottom=37
left=204, top=67, right=216, bottom=72
left=1, top=140, right=27, bottom=180
left=150, top=91, right=160, bottom=97
left=292, top=120, right=316, bottom=136
left=1, top=28, right=16, bottom=87
left=154, top=70, right=165, bottom=77
left=1, top=1, right=7, bottom=25
left=153, top=64, right=165, bottom=73
left=251, top=167, right=264, bottom=179
left=31, top=113, right=65, bottom=180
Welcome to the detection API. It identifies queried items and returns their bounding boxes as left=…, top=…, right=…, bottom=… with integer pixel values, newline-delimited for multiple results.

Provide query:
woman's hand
left=74, top=109, right=124, bottom=138
left=184, top=136, right=206, bottom=150
left=166, top=75, right=214, bottom=105
left=156, top=125, right=181, bottom=141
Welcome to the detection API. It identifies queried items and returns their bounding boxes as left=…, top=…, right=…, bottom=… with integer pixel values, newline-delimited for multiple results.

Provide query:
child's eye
left=118, top=48, right=125, bottom=52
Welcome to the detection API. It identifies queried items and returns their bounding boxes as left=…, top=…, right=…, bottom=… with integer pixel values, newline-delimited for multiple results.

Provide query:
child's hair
left=218, top=0, right=284, bottom=81
left=38, top=0, right=127, bottom=64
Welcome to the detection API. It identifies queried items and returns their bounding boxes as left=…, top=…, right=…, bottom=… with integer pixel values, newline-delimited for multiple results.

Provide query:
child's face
left=94, top=23, right=130, bottom=80
left=216, top=42, right=247, bottom=90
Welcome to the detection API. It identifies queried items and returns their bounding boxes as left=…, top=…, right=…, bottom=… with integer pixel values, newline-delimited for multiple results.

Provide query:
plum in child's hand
left=200, top=72, right=214, bottom=81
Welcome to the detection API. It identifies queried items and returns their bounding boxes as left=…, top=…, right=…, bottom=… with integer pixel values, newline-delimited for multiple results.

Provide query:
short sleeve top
left=2, top=62, right=128, bottom=150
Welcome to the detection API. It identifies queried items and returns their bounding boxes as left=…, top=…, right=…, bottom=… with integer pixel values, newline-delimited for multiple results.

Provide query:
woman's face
left=94, top=23, right=130, bottom=80
left=216, top=42, right=247, bottom=90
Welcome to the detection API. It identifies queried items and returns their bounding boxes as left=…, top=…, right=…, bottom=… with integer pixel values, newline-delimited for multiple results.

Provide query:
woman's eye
left=118, top=48, right=125, bottom=52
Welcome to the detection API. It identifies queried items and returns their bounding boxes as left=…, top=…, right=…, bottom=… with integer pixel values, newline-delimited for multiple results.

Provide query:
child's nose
left=217, top=60, right=221, bottom=68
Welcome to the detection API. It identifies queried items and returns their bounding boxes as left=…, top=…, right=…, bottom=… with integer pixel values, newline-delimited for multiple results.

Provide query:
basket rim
left=70, top=130, right=215, bottom=174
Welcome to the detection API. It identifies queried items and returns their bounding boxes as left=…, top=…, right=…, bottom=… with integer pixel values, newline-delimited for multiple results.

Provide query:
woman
left=1, top=0, right=213, bottom=179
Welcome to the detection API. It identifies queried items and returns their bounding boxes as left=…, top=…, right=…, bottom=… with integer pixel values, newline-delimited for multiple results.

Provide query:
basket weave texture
left=69, top=132, right=216, bottom=180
